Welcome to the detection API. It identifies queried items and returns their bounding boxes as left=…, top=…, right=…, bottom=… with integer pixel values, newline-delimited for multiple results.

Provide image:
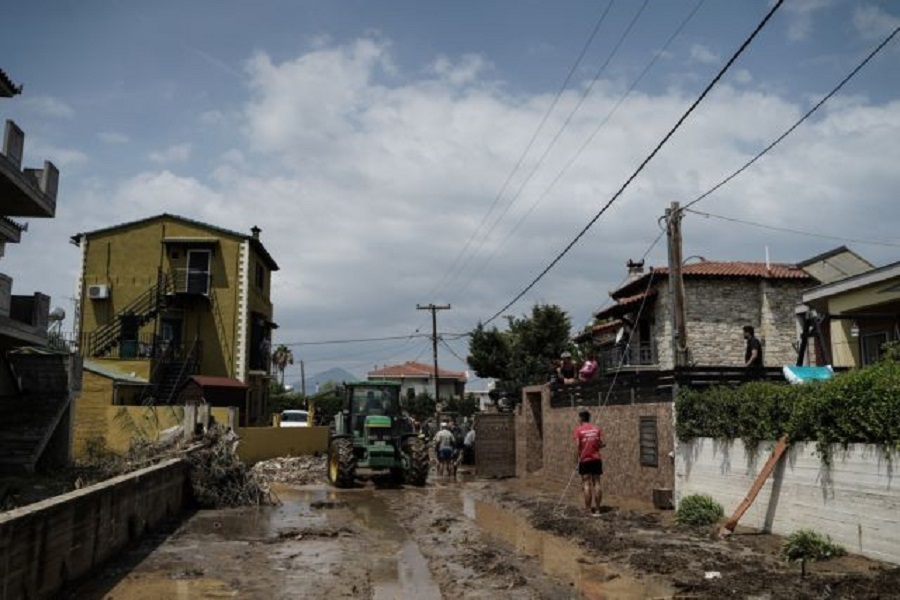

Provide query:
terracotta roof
left=594, top=290, right=658, bottom=320
left=0, top=68, right=22, bottom=97
left=612, top=261, right=812, bottom=299
left=368, top=361, right=467, bottom=382
left=574, top=319, right=622, bottom=343
left=190, top=375, right=248, bottom=388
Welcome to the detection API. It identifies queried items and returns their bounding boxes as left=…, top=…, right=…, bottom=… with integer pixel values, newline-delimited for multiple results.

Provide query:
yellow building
left=800, top=259, right=900, bottom=368
left=70, top=214, right=279, bottom=427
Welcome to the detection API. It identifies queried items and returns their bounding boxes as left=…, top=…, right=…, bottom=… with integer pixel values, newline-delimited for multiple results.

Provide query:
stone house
left=579, top=258, right=817, bottom=371
left=69, top=214, right=280, bottom=456
left=368, top=361, right=466, bottom=401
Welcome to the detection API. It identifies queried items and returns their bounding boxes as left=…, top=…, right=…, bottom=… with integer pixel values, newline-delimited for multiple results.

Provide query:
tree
left=271, top=344, right=294, bottom=387
left=467, top=303, right=572, bottom=395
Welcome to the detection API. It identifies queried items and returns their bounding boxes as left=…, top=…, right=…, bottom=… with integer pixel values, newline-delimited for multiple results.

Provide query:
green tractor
left=327, top=381, right=430, bottom=488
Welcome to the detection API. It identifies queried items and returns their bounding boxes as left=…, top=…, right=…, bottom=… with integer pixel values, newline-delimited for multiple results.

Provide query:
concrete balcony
left=0, top=291, right=50, bottom=348
left=0, top=120, right=58, bottom=218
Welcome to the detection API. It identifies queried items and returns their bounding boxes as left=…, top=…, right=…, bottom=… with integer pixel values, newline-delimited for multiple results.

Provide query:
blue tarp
left=783, top=364, right=834, bottom=384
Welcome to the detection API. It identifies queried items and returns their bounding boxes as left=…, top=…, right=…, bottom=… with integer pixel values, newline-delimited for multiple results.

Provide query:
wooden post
left=720, top=435, right=789, bottom=536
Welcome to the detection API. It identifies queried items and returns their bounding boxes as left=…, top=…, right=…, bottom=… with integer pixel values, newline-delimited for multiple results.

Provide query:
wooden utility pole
left=666, top=202, right=688, bottom=367
left=417, top=303, right=451, bottom=414
left=300, top=360, right=306, bottom=399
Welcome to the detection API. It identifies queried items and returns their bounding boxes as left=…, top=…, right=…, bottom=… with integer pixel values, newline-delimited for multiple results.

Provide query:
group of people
left=551, top=351, right=599, bottom=385
left=430, top=419, right=475, bottom=476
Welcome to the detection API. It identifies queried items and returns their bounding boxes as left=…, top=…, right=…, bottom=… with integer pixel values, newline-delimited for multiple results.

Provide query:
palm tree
left=271, top=344, right=294, bottom=388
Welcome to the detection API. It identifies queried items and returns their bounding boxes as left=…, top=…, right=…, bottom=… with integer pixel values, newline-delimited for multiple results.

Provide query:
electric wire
left=679, top=24, right=900, bottom=214
left=428, top=1, right=617, bottom=298
left=481, top=0, right=785, bottom=327
left=283, top=333, right=430, bottom=346
left=684, top=208, right=900, bottom=248
left=457, top=0, right=705, bottom=299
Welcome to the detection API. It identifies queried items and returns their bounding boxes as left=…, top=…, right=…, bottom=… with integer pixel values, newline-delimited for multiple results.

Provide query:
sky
left=3, top=0, right=899, bottom=386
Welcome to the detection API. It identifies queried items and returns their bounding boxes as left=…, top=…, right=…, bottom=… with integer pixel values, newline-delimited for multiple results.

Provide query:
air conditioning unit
left=88, top=284, right=110, bottom=300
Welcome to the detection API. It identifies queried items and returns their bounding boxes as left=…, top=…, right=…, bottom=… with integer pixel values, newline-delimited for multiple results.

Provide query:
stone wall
left=655, top=278, right=807, bottom=368
left=0, top=458, right=188, bottom=598
left=676, top=438, right=900, bottom=565
left=518, top=385, right=675, bottom=504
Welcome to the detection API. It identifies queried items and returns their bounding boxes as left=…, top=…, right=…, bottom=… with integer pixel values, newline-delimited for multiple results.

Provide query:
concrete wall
left=0, top=458, right=188, bottom=599
left=676, top=438, right=900, bottom=565
left=235, top=426, right=329, bottom=464
left=519, top=385, right=674, bottom=504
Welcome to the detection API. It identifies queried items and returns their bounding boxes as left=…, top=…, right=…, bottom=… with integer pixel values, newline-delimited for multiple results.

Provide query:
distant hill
left=292, top=367, right=358, bottom=396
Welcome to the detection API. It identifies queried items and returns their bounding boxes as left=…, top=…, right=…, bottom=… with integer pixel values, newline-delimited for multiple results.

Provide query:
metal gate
left=474, top=413, right=516, bottom=477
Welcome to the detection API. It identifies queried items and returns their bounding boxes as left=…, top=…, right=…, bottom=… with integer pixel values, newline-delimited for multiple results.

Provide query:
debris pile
left=185, top=425, right=274, bottom=508
left=251, top=454, right=327, bottom=486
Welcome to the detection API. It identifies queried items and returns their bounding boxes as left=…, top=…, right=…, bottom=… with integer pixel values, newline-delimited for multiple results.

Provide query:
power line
left=283, top=333, right=430, bottom=346
left=457, top=0, right=705, bottom=300
left=684, top=207, right=900, bottom=248
left=429, top=1, right=616, bottom=298
left=681, top=24, right=900, bottom=214
left=481, top=0, right=785, bottom=326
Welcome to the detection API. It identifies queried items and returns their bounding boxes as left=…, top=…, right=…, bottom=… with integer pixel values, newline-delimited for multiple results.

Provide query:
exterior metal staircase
left=87, top=271, right=173, bottom=357
left=149, top=338, right=202, bottom=404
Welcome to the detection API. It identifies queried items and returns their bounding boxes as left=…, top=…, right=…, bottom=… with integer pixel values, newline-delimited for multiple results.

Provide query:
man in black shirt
left=743, top=325, right=763, bottom=379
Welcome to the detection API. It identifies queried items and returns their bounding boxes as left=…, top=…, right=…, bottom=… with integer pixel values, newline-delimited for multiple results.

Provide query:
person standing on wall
left=573, top=410, right=605, bottom=517
left=743, top=325, right=764, bottom=380
left=557, top=351, right=578, bottom=384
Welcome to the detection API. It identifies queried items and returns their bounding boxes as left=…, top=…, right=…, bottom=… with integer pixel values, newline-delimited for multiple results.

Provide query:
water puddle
left=465, top=493, right=676, bottom=599
left=351, top=491, right=442, bottom=600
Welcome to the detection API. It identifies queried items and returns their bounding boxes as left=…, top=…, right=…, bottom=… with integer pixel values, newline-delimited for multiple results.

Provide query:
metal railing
left=598, top=342, right=657, bottom=371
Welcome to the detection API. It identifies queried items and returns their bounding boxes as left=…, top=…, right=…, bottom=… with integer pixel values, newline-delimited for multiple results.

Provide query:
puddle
left=465, top=494, right=676, bottom=599
left=351, top=491, right=442, bottom=600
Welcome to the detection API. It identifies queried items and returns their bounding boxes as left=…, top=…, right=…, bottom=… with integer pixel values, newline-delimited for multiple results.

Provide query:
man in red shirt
left=573, top=410, right=605, bottom=516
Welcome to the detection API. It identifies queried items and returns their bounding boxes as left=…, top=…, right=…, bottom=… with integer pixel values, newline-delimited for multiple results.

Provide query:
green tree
left=271, top=344, right=294, bottom=387
left=467, top=303, right=572, bottom=394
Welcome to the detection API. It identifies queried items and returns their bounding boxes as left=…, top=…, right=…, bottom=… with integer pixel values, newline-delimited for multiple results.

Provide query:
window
left=255, top=261, right=265, bottom=290
left=186, top=250, right=211, bottom=295
left=639, top=416, right=658, bottom=467
left=860, top=332, right=889, bottom=366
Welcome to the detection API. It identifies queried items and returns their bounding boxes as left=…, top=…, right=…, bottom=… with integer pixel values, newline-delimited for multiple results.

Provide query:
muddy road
left=69, top=466, right=900, bottom=599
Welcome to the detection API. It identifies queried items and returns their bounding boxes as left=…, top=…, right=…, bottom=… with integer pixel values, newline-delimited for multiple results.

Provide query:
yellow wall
left=73, top=402, right=234, bottom=460
left=826, top=281, right=900, bottom=368
left=234, top=426, right=329, bottom=464
left=79, top=217, right=266, bottom=380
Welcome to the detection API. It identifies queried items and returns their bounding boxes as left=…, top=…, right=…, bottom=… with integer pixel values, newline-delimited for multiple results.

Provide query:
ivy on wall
left=676, top=344, right=900, bottom=462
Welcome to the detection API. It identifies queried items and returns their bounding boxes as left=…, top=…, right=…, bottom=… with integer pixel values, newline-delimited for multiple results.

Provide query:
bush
left=782, top=529, right=846, bottom=563
left=675, top=494, right=724, bottom=526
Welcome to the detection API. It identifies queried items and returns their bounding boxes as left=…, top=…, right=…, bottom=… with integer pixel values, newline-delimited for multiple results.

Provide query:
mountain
left=292, top=367, right=358, bottom=396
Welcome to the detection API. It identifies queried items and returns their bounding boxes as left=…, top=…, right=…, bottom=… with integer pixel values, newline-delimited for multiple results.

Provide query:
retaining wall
left=0, top=458, right=188, bottom=599
left=676, top=438, right=900, bottom=565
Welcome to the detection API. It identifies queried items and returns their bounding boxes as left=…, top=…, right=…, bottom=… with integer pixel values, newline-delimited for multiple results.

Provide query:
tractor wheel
left=404, top=437, right=430, bottom=487
left=327, top=438, right=356, bottom=488
left=389, top=467, right=406, bottom=486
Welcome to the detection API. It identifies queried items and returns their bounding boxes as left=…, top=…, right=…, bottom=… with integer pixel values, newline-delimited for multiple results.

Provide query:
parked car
left=280, top=409, right=309, bottom=427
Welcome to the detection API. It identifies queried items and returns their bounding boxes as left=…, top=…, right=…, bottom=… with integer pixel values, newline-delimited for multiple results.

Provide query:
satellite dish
left=49, top=307, right=66, bottom=322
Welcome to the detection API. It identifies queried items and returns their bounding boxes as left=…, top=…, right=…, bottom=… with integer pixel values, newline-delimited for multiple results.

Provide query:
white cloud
left=430, top=54, right=490, bottom=85
left=688, top=44, right=719, bottom=65
left=200, top=110, right=225, bottom=125
left=97, top=131, right=129, bottom=144
left=22, top=95, right=74, bottom=118
left=148, top=143, right=192, bottom=163
left=733, top=69, right=753, bottom=85
left=783, top=0, right=834, bottom=41
left=853, top=4, right=900, bottom=41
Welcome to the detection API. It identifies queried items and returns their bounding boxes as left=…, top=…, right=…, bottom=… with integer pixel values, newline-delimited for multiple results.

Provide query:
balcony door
left=186, top=250, right=211, bottom=295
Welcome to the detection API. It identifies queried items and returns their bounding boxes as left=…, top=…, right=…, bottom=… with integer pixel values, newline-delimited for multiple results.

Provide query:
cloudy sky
left=3, top=1, right=899, bottom=384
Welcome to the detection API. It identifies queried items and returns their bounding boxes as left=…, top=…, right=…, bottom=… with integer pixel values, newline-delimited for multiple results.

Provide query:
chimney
left=626, top=259, right=645, bottom=281
left=251, top=226, right=261, bottom=239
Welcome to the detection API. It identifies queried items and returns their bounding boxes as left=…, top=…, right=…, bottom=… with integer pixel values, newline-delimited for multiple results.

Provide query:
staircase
left=149, top=339, right=201, bottom=404
left=87, top=272, right=173, bottom=357
left=0, top=351, right=74, bottom=474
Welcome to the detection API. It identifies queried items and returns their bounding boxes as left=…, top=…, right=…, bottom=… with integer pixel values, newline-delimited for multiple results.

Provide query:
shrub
left=782, top=529, right=846, bottom=562
left=675, top=494, right=724, bottom=526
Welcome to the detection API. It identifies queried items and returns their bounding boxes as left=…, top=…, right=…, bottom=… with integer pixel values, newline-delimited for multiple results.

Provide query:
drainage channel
left=461, top=491, right=676, bottom=599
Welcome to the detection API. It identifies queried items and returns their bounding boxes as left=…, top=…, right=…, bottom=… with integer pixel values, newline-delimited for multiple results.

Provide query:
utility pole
left=300, top=360, right=306, bottom=399
left=417, top=303, right=450, bottom=415
left=666, top=202, right=688, bottom=368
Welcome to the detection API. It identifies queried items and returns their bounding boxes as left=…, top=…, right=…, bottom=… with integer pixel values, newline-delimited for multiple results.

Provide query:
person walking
left=573, top=410, right=605, bottom=517
left=433, top=422, right=456, bottom=477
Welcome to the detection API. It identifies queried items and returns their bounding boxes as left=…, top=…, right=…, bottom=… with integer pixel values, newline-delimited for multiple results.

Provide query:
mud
left=65, top=467, right=900, bottom=599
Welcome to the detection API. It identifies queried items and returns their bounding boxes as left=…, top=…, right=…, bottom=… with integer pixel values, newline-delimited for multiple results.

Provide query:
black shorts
left=579, top=460, right=603, bottom=476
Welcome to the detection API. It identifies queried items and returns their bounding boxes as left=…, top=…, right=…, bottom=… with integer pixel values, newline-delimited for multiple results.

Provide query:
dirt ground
left=63, top=458, right=900, bottom=599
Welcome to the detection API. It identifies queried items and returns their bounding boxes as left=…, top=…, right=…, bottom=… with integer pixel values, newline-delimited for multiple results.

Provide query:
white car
left=280, top=409, right=310, bottom=427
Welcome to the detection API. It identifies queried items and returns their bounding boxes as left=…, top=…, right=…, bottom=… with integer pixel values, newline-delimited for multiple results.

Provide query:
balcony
left=0, top=120, right=58, bottom=218
left=168, top=268, right=212, bottom=296
left=598, top=341, right=657, bottom=371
